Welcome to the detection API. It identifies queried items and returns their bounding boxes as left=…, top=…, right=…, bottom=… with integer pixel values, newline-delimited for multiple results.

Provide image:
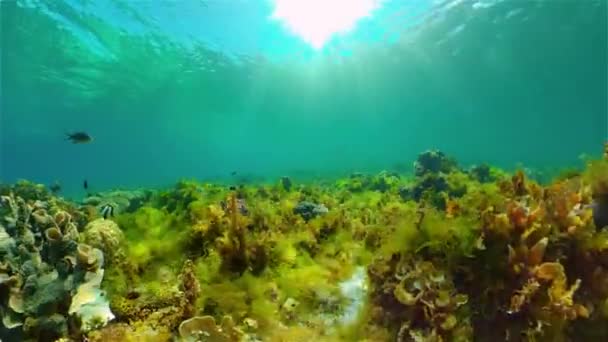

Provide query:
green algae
left=3, top=149, right=608, bottom=341
left=116, top=207, right=187, bottom=268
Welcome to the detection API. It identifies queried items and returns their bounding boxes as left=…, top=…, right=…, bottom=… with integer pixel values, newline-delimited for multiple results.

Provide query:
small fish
left=100, top=203, right=115, bottom=219
left=574, top=196, right=608, bottom=231
left=66, top=132, right=93, bottom=144
left=591, top=196, right=608, bottom=230
left=231, top=171, right=237, bottom=176
left=83, top=180, right=88, bottom=190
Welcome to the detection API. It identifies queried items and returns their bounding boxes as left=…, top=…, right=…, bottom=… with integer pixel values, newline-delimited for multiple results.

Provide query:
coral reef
left=2, top=145, right=608, bottom=341
left=0, top=189, right=113, bottom=341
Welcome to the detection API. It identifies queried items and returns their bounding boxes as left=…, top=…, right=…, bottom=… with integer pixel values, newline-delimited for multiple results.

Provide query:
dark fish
left=591, top=196, right=608, bottom=230
left=83, top=180, right=88, bottom=190
left=576, top=195, right=608, bottom=231
left=66, top=132, right=93, bottom=144
left=231, top=171, right=237, bottom=176
left=100, top=204, right=114, bottom=219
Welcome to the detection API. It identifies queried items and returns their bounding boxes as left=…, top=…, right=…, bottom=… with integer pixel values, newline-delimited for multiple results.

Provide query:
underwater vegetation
left=1, top=146, right=608, bottom=341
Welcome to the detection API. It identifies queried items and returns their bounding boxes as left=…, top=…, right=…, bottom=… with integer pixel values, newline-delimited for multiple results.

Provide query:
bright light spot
left=271, top=0, right=383, bottom=49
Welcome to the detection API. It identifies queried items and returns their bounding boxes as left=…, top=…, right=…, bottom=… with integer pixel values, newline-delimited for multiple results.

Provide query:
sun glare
left=271, top=0, right=383, bottom=49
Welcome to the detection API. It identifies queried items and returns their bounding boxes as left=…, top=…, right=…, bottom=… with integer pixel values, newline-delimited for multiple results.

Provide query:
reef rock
left=178, top=315, right=241, bottom=342
left=221, top=198, right=249, bottom=216
left=469, top=164, right=494, bottom=183
left=414, top=150, right=458, bottom=177
left=294, top=201, right=329, bottom=221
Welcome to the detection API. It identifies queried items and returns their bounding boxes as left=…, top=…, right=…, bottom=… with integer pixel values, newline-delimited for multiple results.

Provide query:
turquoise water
left=1, top=0, right=606, bottom=197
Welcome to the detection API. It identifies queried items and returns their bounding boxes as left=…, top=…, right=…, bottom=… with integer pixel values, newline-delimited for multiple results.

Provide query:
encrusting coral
left=2, top=145, right=608, bottom=342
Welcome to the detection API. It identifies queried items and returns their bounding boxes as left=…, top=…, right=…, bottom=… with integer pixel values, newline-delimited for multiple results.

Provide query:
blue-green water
left=1, top=0, right=606, bottom=197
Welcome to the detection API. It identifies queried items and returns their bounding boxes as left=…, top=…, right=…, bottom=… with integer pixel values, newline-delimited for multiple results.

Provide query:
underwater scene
left=1, top=0, right=607, bottom=341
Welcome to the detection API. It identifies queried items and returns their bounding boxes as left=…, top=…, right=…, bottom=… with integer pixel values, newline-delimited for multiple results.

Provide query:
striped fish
left=100, top=204, right=115, bottom=219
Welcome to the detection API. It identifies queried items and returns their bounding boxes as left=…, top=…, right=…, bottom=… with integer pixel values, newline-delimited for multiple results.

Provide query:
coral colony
left=2, top=144, right=608, bottom=341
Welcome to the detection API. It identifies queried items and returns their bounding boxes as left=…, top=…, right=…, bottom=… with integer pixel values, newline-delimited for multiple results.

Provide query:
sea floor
left=1, top=148, right=608, bottom=342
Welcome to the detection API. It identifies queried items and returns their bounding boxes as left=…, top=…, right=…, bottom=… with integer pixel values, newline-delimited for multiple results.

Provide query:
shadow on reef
left=1, top=144, right=608, bottom=342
